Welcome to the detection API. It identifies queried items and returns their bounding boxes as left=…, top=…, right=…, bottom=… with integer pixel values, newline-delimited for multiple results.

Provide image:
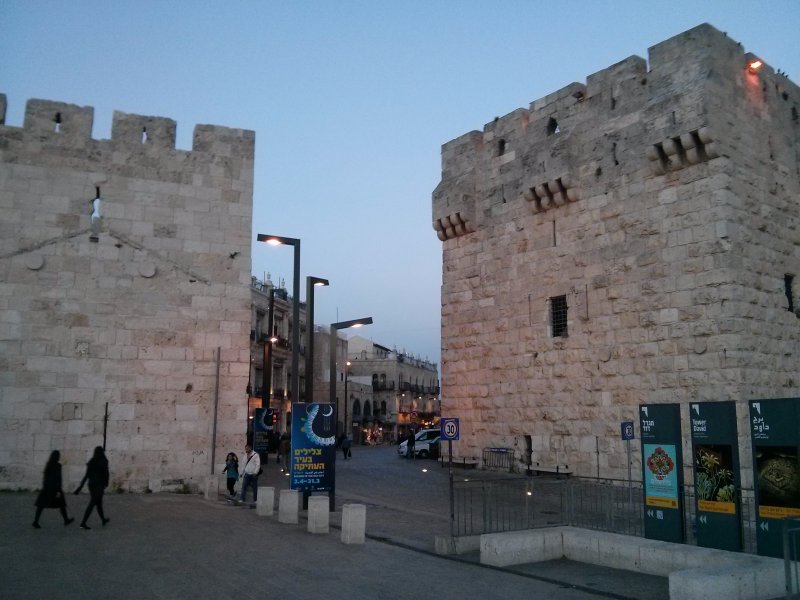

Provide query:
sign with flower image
left=644, top=443, right=679, bottom=508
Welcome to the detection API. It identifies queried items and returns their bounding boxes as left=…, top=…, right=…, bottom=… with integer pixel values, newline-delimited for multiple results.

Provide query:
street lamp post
left=343, top=361, right=351, bottom=435
left=256, top=234, right=300, bottom=405
left=305, top=276, right=329, bottom=404
left=329, top=317, right=372, bottom=511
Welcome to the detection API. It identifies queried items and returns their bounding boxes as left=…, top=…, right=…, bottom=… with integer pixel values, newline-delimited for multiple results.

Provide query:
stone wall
left=0, top=97, right=255, bottom=491
left=433, top=24, right=800, bottom=482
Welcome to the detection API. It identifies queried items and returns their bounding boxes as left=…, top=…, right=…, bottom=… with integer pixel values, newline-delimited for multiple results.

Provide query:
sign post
left=749, top=398, right=800, bottom=558
left=690, top=401, right=742, bottom=552
left=639, top=403, right=684, bottom=543
left=440, top=418, right=460, bottom=538
left=621, top=421, right=635, bottom=507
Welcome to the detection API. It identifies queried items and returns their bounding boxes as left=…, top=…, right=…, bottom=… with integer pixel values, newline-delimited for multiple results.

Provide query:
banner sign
left=252, top=408, right=272, bottom=454
left=690, top=401, right=742, bottom=552
left=749, top=398, right=800, bottom=558
left=640, top=403, right=684, bottom=543
left=290, top=403, right=336, bottom=493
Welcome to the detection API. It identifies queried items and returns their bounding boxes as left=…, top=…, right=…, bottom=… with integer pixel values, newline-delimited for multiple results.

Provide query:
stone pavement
left=1, top=445, right=668, bottom=599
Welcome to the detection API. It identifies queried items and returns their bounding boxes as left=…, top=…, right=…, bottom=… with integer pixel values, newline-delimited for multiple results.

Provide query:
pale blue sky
left=2, top=1, right=799, bottom=366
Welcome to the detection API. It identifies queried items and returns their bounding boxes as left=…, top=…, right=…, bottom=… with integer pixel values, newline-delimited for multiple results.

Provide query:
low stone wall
left=479, top=527, right=784, bottom=600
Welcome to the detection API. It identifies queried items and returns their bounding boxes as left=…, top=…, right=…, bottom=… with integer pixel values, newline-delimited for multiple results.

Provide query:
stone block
left=307, top=496, right=329, bottom=534
left=256, top=486, right=275, bottom=517
left=340, top=503, right=366, bottom=545
left=278, top=489, right=299, bottom=524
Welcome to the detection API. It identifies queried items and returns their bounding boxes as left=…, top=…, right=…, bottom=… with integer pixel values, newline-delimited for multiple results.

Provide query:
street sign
left=441, top=418, right=460, bottom=441
left=621, top=421, right=635, bottom=440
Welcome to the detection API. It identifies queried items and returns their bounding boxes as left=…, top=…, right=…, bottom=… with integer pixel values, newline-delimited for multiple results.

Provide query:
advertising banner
left=750, top=398, right=800, bottom=558
left=689, top=401, right=742, bottom=552
left=640, top=403, right=684, bottom=543
left=290, top=403, right=336, bottom=493
left=252, top=408, right=271, bottom=454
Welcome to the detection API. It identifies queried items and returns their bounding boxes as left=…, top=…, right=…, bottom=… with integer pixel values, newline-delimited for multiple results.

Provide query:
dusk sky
left=3, top=1, right=799, bottom=366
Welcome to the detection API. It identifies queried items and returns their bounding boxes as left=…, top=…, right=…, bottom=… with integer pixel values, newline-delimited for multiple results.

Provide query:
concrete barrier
left=203, top=476, right=217, bottom=501
left=256, top=486, right=275, bottom=517
left=278, top=489, right=299, bottom=524
left=479, top=527, right=785, bottom=600
left=434, top=534, right=481, bottom=555
left=307, top=496, right=330, bottom=534
left=341, top=504, right=366, bottom=545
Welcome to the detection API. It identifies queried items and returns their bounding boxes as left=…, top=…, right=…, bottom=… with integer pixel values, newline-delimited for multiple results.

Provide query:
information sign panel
left=639, top=403, right=684, bottom=543
left=252, top=408, right=271, bottom=454
left=290, top=403, right=336, bottom=493
left=749, top=398, right=800, bottom=558
left=690, top=401, right=742, bottom=552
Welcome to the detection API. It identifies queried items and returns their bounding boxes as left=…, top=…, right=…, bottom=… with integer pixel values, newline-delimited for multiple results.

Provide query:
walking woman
left=74, top=446, right=110, bottom=530
left=222, top=452, right=239, bottom=497
left=32, top=450, right=74, bottom=528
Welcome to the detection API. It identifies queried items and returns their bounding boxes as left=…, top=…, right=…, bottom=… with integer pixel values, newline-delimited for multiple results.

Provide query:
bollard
left=278, top=489, right=299, bottom=524
left=204, top=475, right=217, bottom=501
left=341, top=503, right=366, bottom=544
left=307, top=496, right=330, bottom=534
left=256, top=486, right=275, bottom=517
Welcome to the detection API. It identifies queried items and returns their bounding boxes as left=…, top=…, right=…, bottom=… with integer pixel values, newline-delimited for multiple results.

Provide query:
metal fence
left=452, top=474, right=759, bottom=554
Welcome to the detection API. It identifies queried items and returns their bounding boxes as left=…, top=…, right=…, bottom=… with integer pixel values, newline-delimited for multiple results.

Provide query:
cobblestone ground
left=1, top=444, right=668, bottom=599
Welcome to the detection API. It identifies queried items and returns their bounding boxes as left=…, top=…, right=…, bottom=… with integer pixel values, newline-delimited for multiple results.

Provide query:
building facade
left=347, top=335, right=440, bottom=443
left=432, top=25, right=800, bottom=483
left=0, top=96, right=254, bottom=491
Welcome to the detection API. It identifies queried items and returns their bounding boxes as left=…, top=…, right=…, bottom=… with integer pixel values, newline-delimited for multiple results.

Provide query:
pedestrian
left=239, top=444, right=261, bottom=504
left=342, top=433, right=352, bottom=460
left=32, top=450, right=74, bottom=528
left=74, top=446, right=110, bottom=530
left=278, top=433, right=291, bottom=472
left=222, top=452, right=239, bottom=497
left=407, top=430, right=416, bottom=460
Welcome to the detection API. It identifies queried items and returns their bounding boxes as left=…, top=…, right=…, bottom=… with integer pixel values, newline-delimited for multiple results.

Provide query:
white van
left=398, top=429, right=441, bottom=458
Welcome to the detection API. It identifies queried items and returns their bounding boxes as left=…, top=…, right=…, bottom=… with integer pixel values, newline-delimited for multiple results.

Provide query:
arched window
left=381, top=401, right=387, bottom=415
left=364, top=401, right=372, bottom=417
left=352, top=400, right=361, bottom=416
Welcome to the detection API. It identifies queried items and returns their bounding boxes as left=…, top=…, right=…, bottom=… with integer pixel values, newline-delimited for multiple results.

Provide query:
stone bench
left=479, top=527, right=784, bottom=600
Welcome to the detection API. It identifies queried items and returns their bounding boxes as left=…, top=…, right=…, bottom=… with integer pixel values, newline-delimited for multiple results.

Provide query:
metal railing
left=482, top=447, right=514, bottom=472
left=452, top=475, right=760, bottom=552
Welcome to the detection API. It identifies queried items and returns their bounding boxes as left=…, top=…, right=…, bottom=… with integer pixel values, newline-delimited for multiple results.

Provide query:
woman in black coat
left=74, top=446, right=110, bottom=529
left=33, top=450, right=74, bottom=528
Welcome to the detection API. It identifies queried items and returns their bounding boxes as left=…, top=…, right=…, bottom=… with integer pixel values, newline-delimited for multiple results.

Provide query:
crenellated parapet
left=1, top=96, right=255, bottom=163
left=433, top=23, right=800, bottom=239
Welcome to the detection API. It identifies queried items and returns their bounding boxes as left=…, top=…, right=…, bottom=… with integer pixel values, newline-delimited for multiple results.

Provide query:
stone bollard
left=256, top=487, right=275, bottom=517
left=341, top=503, right=366, bottom=544
left=204, top=475, right=217, bottom=501
left=278, top=489, right=299, bottom=524
left=307, top=496, right=330, bottom=534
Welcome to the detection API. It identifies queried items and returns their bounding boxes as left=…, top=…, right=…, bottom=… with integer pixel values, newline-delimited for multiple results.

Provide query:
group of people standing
left=32, top=446, right=110, bottom=530
left=222, top=443, right=263, bottom=503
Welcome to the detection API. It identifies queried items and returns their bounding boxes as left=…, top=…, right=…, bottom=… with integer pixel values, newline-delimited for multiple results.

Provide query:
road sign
left=621, top=421, right=634, bottom=440
left=440, top=418, right=460, bottom=441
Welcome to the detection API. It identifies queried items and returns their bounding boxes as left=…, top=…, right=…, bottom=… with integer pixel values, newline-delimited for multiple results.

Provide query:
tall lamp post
left=343, top=361, right=351, bottom=435
left=256, top=234, right=300, bottom=405
left=329, top=317, right=372, bottom=510
left=305, top=276, right=329, bottom=404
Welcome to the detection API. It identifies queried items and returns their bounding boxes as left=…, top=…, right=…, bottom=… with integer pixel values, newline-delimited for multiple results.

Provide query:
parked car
left=398, top=429, right=441, bottom=458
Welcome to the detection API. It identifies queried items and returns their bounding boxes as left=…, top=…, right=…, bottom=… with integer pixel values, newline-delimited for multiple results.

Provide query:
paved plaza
left=1, top=445, right=668, bottom=599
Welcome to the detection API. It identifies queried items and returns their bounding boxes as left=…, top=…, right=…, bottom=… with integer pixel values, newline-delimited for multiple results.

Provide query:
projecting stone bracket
left=646, top=126, right=719, bottom=175
left=522, top=174, right=581, bottom=213
left=433, top=212, right=473, bottom=241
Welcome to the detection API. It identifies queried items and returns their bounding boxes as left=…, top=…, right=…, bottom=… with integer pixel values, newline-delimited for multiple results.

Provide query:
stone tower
left=432, top=24, right=800, bottom=482
left=0, top=96, right=255, bottom=491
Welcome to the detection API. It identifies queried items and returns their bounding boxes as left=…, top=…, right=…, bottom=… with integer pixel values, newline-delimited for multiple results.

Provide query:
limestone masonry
left=433, top=24, right=800, bottom=482
left=0, top=97, right=255, bottom=491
